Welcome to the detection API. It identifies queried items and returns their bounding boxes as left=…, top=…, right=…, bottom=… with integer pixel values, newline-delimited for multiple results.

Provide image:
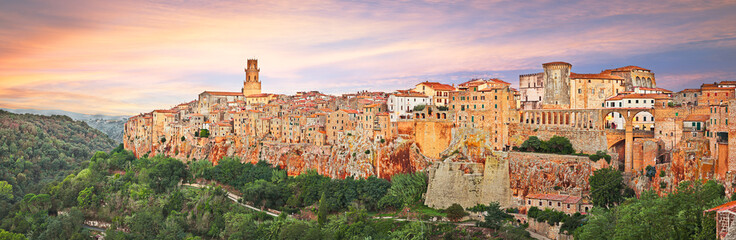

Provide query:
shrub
left=444, top=203, right=469, bottom=222
left=181, top=136, right=185, bottom=141
left=160, top=137, right=166, bottom=143
left=365, top=150, right=371, bottom=154
left=645, top=165, right=656, bottom=179
left=198, top=129, right=210, bottom=138
left=437, top=106, right=449, bottom=111
left=413, top=105, right=426, bottom=111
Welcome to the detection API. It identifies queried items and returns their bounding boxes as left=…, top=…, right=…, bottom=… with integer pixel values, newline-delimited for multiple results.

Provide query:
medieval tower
left=541, top=61, right=571, bottom=108
left=243, top=59, right=261, bottom=96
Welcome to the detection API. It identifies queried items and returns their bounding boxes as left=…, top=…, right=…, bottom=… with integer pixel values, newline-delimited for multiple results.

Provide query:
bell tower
left=243, top=59, right=261, bottom=96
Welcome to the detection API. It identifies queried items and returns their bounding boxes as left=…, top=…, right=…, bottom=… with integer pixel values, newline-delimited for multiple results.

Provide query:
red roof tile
left=570, top=73, right=625, bottom=80
left=605, top=65, right=651, bottom=72
left=542, top=61, right=572, bottom=66
left=417, top=81, right=456, bottom=91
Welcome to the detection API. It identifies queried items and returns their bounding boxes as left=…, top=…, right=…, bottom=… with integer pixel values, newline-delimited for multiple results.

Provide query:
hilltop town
left=124, top=59, right=735, bottom=223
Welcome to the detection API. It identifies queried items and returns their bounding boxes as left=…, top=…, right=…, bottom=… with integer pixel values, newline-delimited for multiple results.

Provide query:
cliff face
left=425, top=127, right=607, bottom=209
left=128, top=133, right=434, bottom=179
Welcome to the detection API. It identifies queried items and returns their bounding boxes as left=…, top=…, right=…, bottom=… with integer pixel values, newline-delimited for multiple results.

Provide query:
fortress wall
left=509, top=124, right=607, bottom=154
left=425, top=151, right=606, bottom=209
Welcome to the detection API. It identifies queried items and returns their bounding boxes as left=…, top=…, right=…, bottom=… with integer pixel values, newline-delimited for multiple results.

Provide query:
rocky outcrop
left=133, top=133, right=435, bottom=179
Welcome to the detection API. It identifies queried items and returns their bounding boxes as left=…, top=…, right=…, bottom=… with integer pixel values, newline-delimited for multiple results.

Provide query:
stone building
left=449, top=79, right=516, bottom=150
left=519, top=73, right=544, bottom=109
left=197, top=91, right=244, bottom=116
left=326, top=109, right=359, bottom=144
left=569, top=73, right=625, bottom=109
left=242, top=59, right=261, bottom=96
left=602, top=65, right=656, bottom=91
left=705, top=201, right=736, bottom=239
left=674, top=88, right=702, bottom=106
left=699, top=83, right=735, bottom=106
left=541, top=62, right=573, bottom=108
left=413, top=81, right=456, bottom=106
left=519, top=62, right=651, bottom=110
left=524, top=193, right=588, bottom=214
left=387, top=92, right=429, bottom=122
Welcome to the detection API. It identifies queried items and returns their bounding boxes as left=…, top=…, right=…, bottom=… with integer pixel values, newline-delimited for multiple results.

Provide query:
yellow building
left=414, top=81, right=456, bottom=106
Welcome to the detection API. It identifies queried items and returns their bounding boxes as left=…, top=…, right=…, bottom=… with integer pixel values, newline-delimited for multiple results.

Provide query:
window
left=591, top=89, right=595, bottom=94
left=578, top=89, right=582, bottom=94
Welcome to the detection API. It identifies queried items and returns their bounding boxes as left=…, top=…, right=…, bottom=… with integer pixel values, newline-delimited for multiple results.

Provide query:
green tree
left=546, top=135, right=574, bottom=154
left=589, top=167, right=625, bottom=208
left=467, top=202, right=511, bottom=230
left=573, top=208, right=616, bottom=240
left=0, top=180, right=13, bottom=200
left=379, top=172, right=427, bottom=209
left=0, top=229, right=26, bottom=240
left=520, top=136, right=544, bottom=152
left=444, top=203, right=468, bottom=222
left=198, top=129, right=210, bottom=138
left=148, top=157, right=187, bottom=193
left=318, top=192, right=328, bottom=226
left=77, top=186, right=96, bottom=207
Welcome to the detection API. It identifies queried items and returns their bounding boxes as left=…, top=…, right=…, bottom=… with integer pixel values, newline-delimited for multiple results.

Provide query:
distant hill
left=0, top=110, right=118, bottom=201
left=1, top=108, right=128, bottom=143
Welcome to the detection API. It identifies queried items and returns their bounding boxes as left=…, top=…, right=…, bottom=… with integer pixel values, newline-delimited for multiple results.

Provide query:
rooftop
left=570, top=73, right=625, bottom=80
left=417, top=81, right=456, bottom=91
left=683, top=114, right=710, bottom=122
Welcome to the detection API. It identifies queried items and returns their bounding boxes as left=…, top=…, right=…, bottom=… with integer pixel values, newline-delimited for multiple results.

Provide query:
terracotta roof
left=153, top=109, right=177, bottom=113
left=489, top=78, right=511, bottom=85
left=364, top=104, right=379, bottom=108
left=376, top=112, right=389, bottom=116
left=605, top=65, right=651, bottom=72
left=562, top=196, right=583, bottom=204
left=570, top=73, right=624, bottom=80
left=526, top=193, right=577, bottom=202
left=392, top=92, right=428, bottom=98
left=636, top=87, right=672, bottom=93
left=417, top=81, right=455, bottom=91
left=718, top=81, right=736, bottom=85
left=701, top=86, right=736, bottom=90
left=203, top=91, right=243, bottom=96
left=684, top=114, right=709, bottom=122
left=341, top=109, right=361, bottom=114
left=705, top=201, right=736, bottom=213
left=680, top=89, right=701, bottom=93
left=459, top=79, right=486, bottom=87
left=542, top=61, right=572, bottom=66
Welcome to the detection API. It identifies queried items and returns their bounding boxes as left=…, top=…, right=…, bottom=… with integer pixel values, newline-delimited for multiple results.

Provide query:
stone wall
left=424, top=152, right=511, bottom=209
left=509, top=124, right=607, bottom=154
left=527, top=218, right=573, bottom=240
left=508, top=152, right=607, bottom=197
left=425, top=150, right=605, bottom=209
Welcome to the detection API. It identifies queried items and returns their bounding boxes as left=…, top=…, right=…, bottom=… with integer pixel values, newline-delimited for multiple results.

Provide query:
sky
left=0, top=0, right=735, bottom=116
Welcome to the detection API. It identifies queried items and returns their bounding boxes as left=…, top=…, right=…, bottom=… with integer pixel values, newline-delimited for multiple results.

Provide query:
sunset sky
left=1, top=0, right=735, bottom=115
